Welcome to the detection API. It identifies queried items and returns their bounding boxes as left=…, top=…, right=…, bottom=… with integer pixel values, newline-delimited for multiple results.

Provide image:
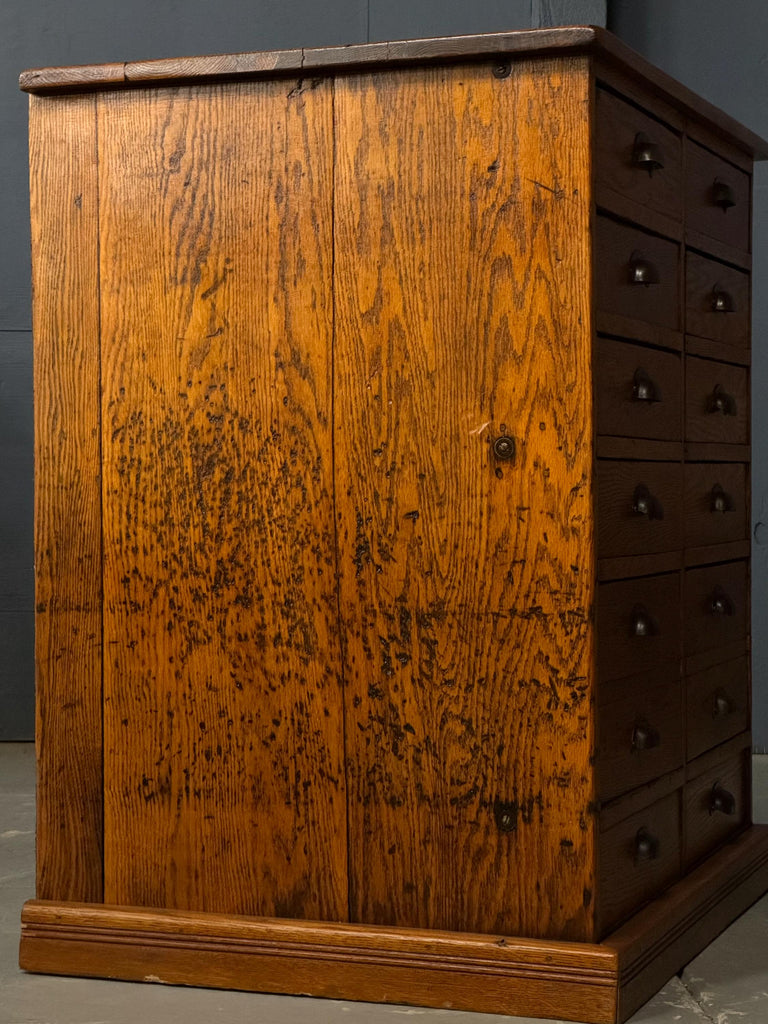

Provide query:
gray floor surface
left=2, top=743, right=767, bottom=1024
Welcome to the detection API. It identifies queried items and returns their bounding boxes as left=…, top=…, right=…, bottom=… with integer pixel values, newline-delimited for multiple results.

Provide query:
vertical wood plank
left=98, top=80, right=347, bottom=919
left=30, top=94, right=103, bottom=902
left=333, top=58, right=597, bottom=939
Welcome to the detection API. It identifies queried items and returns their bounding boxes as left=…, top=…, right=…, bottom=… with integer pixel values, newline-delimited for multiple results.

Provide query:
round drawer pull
left=712, top=178, right=737, bottom=211
left=632, top=132, right=664, bottom=175
left=709, top=784, right=737, bottom=816
left=632, top=483, right=664, bottom=519
left=709, top=586, right=734, bottom=616
left=629, top=251, right=660, bottom=286
left=706, top=383, right=737, bottom=416
left=713, top=690, right=734, bottom=717
left=634, top=828, right=660, bottom=863
left=711, top=286, right=735, bottom=313
left=632, top=367, right=661, bottom=403
left=632, top=721, right=661, bottom=751
left=710, top=483, right=733, bottom=514
left=631, top=604, right=659, bottom=637
left=492, top=435, right=516, bottom=461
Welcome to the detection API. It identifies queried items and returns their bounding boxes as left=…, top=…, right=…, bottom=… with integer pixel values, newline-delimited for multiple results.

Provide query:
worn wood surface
left=596, top=573, right=681, bottom=685
left=683, top=748, right=749, bottom=868
left=333, top=58, right=596, bottom=939
left=97, top=80, right=348, bottom=918
left=686, top=655, right=749, bottom=760
left=30, top=94, right=104, bottom=903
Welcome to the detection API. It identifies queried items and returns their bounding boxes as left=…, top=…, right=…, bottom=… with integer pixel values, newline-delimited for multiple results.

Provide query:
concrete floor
left=2, top=743, right=767, bottom=1024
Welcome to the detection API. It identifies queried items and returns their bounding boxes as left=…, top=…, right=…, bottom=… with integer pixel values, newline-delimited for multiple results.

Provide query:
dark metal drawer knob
left=709, top=587, right=734, bottom=616
left=632, top=483, right=664, bottom=519
left=631, top=604, right=658, bottom=637
left=711, top=286, right=735, bottom=313
left=707, top=383, right=737, bottom=416
left=634, top=828, right=660, bottom=862
left=632, top=721, right=661, bottom=751
left=632, top=132, right=664, bottom=175
left=493, top=435, right=516, bottom=461
left=629, top=251, right=660, bottom=286
left=632, top=367, right=661, bottom=403
left=710, top=784, right=737, bottom=816
left=710, top=483, right=733, bottom=513
left=712, top=178, right=737, bottom=211
left=713, top=690, right=734, bottom=717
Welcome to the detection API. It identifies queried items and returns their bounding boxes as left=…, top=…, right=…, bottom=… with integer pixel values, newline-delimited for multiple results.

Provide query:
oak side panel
left=97, top=81, right=347, bottom=919
left=334, top=58, right=596, bottom=939
left=29, top=95, right=103, bottom=902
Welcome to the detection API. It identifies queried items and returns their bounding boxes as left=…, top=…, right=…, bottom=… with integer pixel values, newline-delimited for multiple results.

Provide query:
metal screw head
left=493, top=435, right=516, bottom=461
left=492, top=62, right=511, bottom=79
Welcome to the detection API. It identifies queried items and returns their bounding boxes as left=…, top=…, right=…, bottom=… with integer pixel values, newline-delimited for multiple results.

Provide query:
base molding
left=20, top=826, right=768, bottom=1024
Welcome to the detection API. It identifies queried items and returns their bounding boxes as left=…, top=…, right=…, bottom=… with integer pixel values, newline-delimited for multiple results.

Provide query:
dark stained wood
left=596, top=461, right=683, bottom=559
left=684, top=539, right=750, bottom=568
left=97, top=80, right=348, bottom=919
left=685, top=253, right=750, bottom=350
left=333, top=58, right=597, bottom=940
left=595, top=338, right=682, bottom=442
left=685, top=140, right=751, bottom=255
left=686, top=656, right=749, bottom=760
left=683, top=560, right=748, bottom=657
left=595, top=312, right=683, bottom=353
left=684, top=442, right=750, bottom=463
left=684, top=747, right=749, bottom=868
left=685, top=229, right=752, bottom=271
left=683, top=462, right=747, bottom=549
left=598, top=550, right=683, bottom=583
left=29, top=94, right=103, bottom=903
left=596, top=438, right=683, bottom=461
left=686, top=333, right=751, bottom=367
left=686, top=638, right=748, bottom=677
left=599, top=769, right=685, bottom=832
left=596, top=573, right=681, bottom=685
left=595, top=87, right=682, bottom=227
left=685, top=356, right=749, bottom=445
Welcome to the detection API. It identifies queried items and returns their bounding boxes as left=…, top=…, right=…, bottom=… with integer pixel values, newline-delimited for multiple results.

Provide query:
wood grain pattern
left=596, top=573, right=681, bottom=686
left=97, top=80, right=348, bottom=919
left=683, top=560, right=748, bottom=657
left=685, top=140, right=751, bottom=254
left=596, top=460, right=683, bottom=558
left=29, top=94, right=103, bottom=903
left=684, top=748, right=749, bottom=868
left=686, top=656, right=749, bottom=760
left=595, top=338, right=682, bottom=442
left=333, top=58, right=596, bottom=939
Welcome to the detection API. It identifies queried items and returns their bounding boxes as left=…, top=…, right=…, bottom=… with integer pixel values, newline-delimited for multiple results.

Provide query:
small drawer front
left=597, top=338, right=682, bottom=441
left=598, top=789, right=681, bottom=936
left=684, top=463, right=747, bottom=549
left=597, top=672, right=683, bottom=803
left=686, top=656, right=749, bottom=760
left=596, top=217, right=681, bottom=331
left=684, top=751, right=749, bottom=868
left=683, top=560, right=748, bottom=657
left=595, top=88, right=682, bottom=223
left=685, top=140, right=750, bottom=253
left=685, top=356, right=749, bottom=445
left=685, top=252, right=749, bottom=349
left=597, top=573, right=681, bottom=683
left=597, top=461, right=683, bottom=558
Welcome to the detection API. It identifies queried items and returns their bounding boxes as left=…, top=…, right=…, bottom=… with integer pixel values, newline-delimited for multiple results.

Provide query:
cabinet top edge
left=19, top=25, right=768, bottom=157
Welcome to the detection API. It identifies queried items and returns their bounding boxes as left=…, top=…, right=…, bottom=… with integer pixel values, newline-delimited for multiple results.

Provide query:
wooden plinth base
left=20, top=826, right=768, bottom=1024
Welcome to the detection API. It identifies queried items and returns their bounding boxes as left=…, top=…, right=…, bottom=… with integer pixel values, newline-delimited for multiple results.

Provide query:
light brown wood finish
left=30, top=95, right=104, bottom=903
left=333, top=58, right=597, bottom=939
left=97, top=81, right=348, bottom=918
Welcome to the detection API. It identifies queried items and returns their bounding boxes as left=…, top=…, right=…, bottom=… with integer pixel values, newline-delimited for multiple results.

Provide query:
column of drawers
left=592, top=84, right=752, bottom=935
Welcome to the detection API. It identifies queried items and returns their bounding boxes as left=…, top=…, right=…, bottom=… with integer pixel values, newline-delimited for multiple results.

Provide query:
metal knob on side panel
left=710, top=784, right=737, bottom=816
left=493, top=435, right=516, bottom=461
left=634, top=828, right=660, bottom=863
left=632, top=132, right=664, bottom=175
left=629, top=251, right=660, bottom=286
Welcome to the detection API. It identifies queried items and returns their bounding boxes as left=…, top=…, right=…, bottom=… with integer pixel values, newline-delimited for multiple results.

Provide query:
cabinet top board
left=19, top=25, right=768, bottom=158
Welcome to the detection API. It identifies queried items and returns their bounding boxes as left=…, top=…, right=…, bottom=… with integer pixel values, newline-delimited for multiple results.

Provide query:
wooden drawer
left=595, top=88, right=682, bottom=223
left=684, top=463, right=747, bottom=548
left=597, top=671, right=683, bottom=802
left=687, top=656, right=749, bottom=760
left=597, top=461, right=683, bottom=558
left=685, top=140, right=750, bottom=254
left=596, top=338, right=682, bottom=440
left=685, top=356, right=749, bottom=444
left=685, top=252, right=749, bottom=349
left=683, top=561, right=748, bottom=656
left=684, top=749, right=749, bottom=868
left=598, top=788, right=681, bottom=935
left=597, top=573, right=680, bottom=683
left=596, top=217, right=681, bottom=331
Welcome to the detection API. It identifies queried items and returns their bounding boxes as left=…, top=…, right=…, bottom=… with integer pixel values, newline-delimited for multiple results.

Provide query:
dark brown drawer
left=687, top=656, right=749, bottom=760
left=684, top=749, right=749, bottom=868
left=597, top=573, right=681, bottom=683
left=595, top=89, right=682, bottom=223
left=685, top=252, right=749, bottom=349
left=596, top=338, right=682, bottom=440
left=597, top=671, right=683, bottom=802
left=598, top=788, right=681, bottom=935
left=684, top=463, right=747, bottom=548
left=683, top=561, right=748, bottom=657
left=685, top=356, right=749, bottom=445
left=596, top=217, right=681, bottom=331
left=597, top=461, right=683, bottom=559
left=685, top=140, right=750, bottom=253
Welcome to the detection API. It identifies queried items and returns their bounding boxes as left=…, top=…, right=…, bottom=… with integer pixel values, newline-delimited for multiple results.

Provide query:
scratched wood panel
left=333, top=59, right=597, bottom=939
left=98, top=81, right=348, bottom=919
left=29, top=95, right=104, bottom=902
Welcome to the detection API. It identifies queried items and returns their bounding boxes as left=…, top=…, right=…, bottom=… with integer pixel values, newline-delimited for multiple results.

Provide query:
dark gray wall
left=609, top=1, right=768, bottom=749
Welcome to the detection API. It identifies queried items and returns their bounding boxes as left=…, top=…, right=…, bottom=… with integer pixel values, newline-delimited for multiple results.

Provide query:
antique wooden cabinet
left=18, top=26, right=768, bottom=1024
